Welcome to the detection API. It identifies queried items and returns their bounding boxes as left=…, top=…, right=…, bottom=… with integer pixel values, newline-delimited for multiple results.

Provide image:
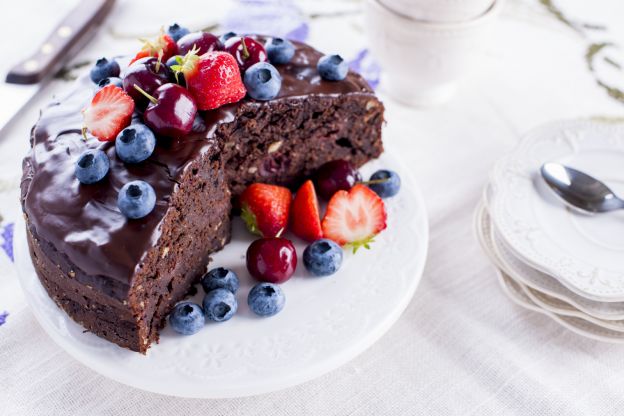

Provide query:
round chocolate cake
left=20, top=36, right=384, bottom=353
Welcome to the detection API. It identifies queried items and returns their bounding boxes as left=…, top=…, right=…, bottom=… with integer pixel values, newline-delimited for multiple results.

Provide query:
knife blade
left=0, top=0, right=116, bottom=134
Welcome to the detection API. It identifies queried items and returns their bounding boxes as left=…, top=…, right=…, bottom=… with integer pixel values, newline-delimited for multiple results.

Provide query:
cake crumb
left=268, top=141, right=283, bottom=154
left=248, top=166, right=258, bottom=174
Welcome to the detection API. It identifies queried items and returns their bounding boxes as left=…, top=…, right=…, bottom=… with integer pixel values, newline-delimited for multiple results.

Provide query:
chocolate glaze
left=21, top=37, right=373, bottom=294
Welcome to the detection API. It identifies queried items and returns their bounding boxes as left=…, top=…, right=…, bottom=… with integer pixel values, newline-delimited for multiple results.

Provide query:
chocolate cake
left=20, top=38, right=384, bottom=353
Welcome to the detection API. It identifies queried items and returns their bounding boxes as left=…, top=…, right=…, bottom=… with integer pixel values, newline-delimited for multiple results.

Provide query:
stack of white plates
left=476, top=120, right=624, bottom=343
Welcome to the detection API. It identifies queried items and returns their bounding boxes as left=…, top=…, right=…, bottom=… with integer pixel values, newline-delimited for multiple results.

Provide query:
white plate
left=474, top=202, right=624, bottom=340
left=480, top=191, right=624, bottom=320
left=15, top=152, right=429, bottom=399
left=488, top=120, right=624, bottom=301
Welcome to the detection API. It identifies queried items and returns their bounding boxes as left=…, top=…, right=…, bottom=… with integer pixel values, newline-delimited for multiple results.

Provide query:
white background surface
left=3, top=0, right=624, bottom=414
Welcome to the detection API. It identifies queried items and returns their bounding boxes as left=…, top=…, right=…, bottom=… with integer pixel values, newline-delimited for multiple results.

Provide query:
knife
left=0, top=0, right=116, bottom=134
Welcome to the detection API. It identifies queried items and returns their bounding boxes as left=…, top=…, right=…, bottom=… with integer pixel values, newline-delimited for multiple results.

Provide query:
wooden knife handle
left=5, top=0, right=116, bottom=85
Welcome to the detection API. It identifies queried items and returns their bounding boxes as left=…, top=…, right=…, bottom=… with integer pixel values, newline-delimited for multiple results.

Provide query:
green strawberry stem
left=240, top=36, right=250, bottom=60
left=241, top=205, right=262, bottom=236
left=345, top=236, right=376, bottom=254
left=133, top=84, right=158, bottom=105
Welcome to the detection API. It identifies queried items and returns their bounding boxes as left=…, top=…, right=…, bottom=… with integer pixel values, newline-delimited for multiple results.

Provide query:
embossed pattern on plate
left=15, top=152, right=429, bottom=399
left=488, top=120, right=624, bottom=301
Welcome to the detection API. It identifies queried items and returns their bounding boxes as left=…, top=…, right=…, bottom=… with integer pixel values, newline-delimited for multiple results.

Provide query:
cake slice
left=20, top=36, right=384, bottom=353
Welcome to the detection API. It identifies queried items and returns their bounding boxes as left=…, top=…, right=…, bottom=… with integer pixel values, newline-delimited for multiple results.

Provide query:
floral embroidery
left=0, top=311, right=8, bottom=326
left=349, top=49, right=381, bottom=90
left=1, top=222, right=13, bottom=262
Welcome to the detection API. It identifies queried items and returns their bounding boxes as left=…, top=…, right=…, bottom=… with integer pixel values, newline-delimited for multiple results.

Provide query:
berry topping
left=177, top=31, right=223, bottom=55
left=224, top=36, right=268, bottom=72
left=317, top=54, right=348, bottom=81
left=168, top=302, right=205, bottom=335
left=367, top=169, right=401, bottom=198
left=246, top=237, right=297, bottom=284
left=115, top=124, right=156, bottom=164
left=240, top=183, right=292, bottom=237
left=203, top=288, right=238, bottom=322
left=303, top=239, right=343, bottom=277
left=321, top=184, right=387, bottom=252
left=117, top=180, right=156, bottom=219
left=290, top=180, right=323, bottom=242
left=248, top=282, right=285, bottom=317
left=75, top=149, right=109, bottom=184
left=134, top=83, right=197, bottom=137
left=201, top=267, right=240, bottom=294
left=166, top=23, right=190, bottom=42
left=122, top=57, right=172, bottom=108
left=313, top=159, right=362, bottom=200
left=172, top=50, right=246, bottom=110
left=266, top=37, right=295, bottom=65
left=82, top=85, right=135, bottom=142
left=97, top=76, right=123, bottom=90
left=130, top=29, right=178, bottom=64
left=219, top=31, right=237, bottom=44
left=243, top=62, right=282, bottom=101
left=89, top=58, right=120, bottom=84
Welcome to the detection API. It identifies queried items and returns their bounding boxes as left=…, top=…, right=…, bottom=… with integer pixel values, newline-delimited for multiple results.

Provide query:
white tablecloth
left=3, top=0, right=624, bottom=414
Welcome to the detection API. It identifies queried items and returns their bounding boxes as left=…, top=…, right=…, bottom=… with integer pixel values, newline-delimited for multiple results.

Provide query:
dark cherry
left=177, top=31, right=223, bottom=55
left=313, top=160, right=362, bottom=200
left=224, top=36, right=267, bottom=72
left=138, top=83, right=198, bottom=137
left=246, top=237, right=297, bottom=284
left=123, top=57, right=172, bottom=109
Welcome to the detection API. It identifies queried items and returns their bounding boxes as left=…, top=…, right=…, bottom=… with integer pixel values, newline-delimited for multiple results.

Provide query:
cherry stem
left=240, top=36, right=250, bottom=60
left=275, top=227, right=284, bottom=238
left=360, top=178, right=389, bottom=185
left=133, top=84, right=158, bottom=105
left=155, top=49, right=164, bottom=73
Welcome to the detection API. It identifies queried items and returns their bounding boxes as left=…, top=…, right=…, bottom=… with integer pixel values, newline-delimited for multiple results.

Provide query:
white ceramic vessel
left=365, top=0, right=502, bottom=106
left=15, top=152, right=429, bottom=399
left=379, top=0, right=494, bottom=23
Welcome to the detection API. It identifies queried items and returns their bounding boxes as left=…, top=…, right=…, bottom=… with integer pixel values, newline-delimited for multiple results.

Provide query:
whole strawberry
left=172, top=49, right=246, bottom=110
left=240, top=183, right=292, bottom=237
left=82, top=85, right=135, bottom=142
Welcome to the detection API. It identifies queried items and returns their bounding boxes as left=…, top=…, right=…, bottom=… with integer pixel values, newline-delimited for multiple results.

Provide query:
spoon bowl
left=540, top=162, right=624, bottom=214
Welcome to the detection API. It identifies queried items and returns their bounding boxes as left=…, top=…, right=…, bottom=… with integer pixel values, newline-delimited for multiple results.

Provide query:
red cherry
left=224, top=36, right=267, bottom=72
left=313, top=160, right=362, bottom=200
left=123, top=57, right=172, bottom=109
left=246, top=237, right=297, bottom=284
left=177, top=32, right=223, bottom=55
left=135, top=83, right=197, bottom=137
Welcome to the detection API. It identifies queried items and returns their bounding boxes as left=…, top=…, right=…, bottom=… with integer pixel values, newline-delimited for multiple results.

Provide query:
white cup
left=365, top=0, right=502, bottom=106
left=379, top=0, right=494, bottom=23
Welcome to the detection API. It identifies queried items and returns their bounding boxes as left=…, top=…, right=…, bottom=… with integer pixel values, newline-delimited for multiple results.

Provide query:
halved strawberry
left=130, top=29, right=177, bottom=65
left=240, top=183, right=292, bottom=237
left=172, top=49, right=246, bottom=110
left=291, top=180, right=323, bottom=242
left=321, top=184, right=387, bottom=252
left=82, top=85, right=135, bottom=142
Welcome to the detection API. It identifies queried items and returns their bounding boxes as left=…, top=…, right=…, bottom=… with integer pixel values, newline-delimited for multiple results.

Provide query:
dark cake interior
left=21, top=39, right=384, bottom=352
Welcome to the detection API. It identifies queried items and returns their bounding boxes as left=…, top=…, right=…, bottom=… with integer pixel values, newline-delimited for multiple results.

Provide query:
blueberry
left=203, top=288, right=237, bottom=322
left=117, top=180, right=156, bottom=219
left=317, top=54, right=348, bottom=81
left=115, top=124, right=156, bottom=164
left=167, top=23, right=190, bottom=42
left=168, top=301, right=205, bottom=335
left=219, top=31, right=237, bottom=44
left=201, top=267, right=239, bottom=294
left=75, top=149, right=109, bottom=184
left=303, top=239, right=343, bottom=277
left=191, top=113, right=206, bottom=133
left=248, top=283, right=285, bottom=317
left=266, top=37, right=295, bottom=65
left=368, top=169, right=401, bottom=198
left=243, top=62, right=282, bottom=101
left=97, top=77, right=123, bottom=90
left=89, top=57, right=120, bottom=84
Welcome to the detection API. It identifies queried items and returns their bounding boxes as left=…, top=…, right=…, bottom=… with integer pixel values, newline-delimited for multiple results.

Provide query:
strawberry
left=172, top=49, right=246, bottom=110
left=321, top=184, right=387, bottom=252
left=82, top=85, right=135, bottom=142
left=240, top=183, right=292, bottom=237
left=130, top=29, right=177, bottom=65
left=290, top=180, right=323, bottom=242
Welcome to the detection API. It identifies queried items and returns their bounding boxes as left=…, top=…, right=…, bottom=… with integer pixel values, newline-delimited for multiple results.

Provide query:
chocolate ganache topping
left=21, top=37, right=373, bottom=294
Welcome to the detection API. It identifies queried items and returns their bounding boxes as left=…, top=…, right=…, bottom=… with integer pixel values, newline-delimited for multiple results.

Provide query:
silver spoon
left=540, top=162, right=624, bottom=213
